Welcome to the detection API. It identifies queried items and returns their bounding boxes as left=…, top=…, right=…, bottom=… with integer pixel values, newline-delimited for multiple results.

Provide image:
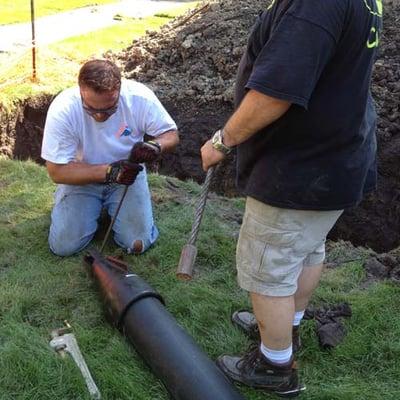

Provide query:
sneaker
left=216, top=344, right=305, bottom=397
left=232, top=310, right=302, bottom=352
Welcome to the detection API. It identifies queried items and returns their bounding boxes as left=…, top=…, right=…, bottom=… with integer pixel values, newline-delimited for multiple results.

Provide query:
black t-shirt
left=235, top=0, right=383, bottom=210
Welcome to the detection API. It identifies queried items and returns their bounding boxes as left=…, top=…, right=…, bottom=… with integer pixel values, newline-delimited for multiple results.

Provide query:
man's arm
left=46, top=130, right=178, bottom=185
left=201, top=90, right=291, bottom=170
left=151, top=129, right=179, bottom=153
left=46, top=161, right=108, bottom=185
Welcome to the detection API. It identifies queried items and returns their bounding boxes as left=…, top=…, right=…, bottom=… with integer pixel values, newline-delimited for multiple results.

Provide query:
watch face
left=212, top=130, right=221, bottom=145
left=212, top=130, right=231, bottom=154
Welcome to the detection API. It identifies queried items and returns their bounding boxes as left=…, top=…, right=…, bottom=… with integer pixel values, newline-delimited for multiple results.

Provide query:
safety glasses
left=82, top=97, right=119, bottom=117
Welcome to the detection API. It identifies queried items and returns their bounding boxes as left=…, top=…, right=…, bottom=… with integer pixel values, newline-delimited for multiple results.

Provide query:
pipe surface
left=84, top=250, right=244, bottom=400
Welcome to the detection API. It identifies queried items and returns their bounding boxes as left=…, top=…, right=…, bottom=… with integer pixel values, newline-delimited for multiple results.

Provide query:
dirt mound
left=113, top=1, right=261, bottom=105
left=111, top=0, right=400, bottom=252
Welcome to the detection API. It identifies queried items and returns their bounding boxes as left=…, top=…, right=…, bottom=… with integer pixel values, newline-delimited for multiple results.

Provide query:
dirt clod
left=364, top=258, right=391, bottom=279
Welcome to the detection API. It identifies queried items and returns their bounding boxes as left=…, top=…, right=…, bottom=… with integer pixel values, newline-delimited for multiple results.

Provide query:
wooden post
left=30, top=0, right=37, bottom=81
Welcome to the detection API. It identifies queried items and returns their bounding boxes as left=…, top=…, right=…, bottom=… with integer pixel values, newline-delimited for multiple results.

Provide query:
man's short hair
left=78, top=59, right=121, bottom=92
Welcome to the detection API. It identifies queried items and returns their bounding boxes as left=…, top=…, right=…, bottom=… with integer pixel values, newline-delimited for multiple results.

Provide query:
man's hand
left=105, top=160, right=143, bottom=185
left=200, top=139, right=226, bottom=171
left=131, top=141, right=161, bottom=163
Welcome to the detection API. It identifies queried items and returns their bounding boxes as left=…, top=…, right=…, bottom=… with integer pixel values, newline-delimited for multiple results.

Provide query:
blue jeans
left=49, top=171, right=158, bottom=256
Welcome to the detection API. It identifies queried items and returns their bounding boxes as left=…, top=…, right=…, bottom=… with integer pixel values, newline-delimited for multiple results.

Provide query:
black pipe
left=84, top=249, right=245, bottom=400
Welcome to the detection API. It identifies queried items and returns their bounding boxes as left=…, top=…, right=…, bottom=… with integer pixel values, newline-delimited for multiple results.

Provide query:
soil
left=0, top=0, right=399, bottom=253
left=0, top=94, right=53, bottom=162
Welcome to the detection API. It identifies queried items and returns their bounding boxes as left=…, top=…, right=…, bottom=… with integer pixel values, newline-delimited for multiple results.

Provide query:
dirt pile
left=113, top=1, right=263, bottom=106
left=112, top=0, right=400, bottom=252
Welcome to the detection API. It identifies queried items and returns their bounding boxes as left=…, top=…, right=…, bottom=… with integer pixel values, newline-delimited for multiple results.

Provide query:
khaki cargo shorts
left=237, top=197, right=343, bottom=297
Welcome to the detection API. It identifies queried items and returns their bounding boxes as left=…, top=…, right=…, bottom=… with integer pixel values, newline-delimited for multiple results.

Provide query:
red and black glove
left=105, top=160, right=143, bottom=185
left=130, top=140, right=161, bottom=163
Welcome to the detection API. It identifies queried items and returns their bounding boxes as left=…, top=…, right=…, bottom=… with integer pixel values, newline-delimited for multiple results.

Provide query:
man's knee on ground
left=49, top=237, right=91, bottom=257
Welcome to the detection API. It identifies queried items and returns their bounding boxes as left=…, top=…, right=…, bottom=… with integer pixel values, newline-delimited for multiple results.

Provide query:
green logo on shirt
left=267, top=0, right=276, bottom=10
left=363, top=0, right=382, bottom=17
left=364, top=0, right=383, bottom=48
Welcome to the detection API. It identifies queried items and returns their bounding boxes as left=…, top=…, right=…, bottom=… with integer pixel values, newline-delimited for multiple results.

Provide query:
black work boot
left=232, top=310, right=302, bottom=352
left=216, top=344, right=305, bottom=397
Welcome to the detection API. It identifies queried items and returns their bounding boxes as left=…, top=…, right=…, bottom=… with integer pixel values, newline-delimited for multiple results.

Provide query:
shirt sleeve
left=142, top=95, right=177, bottom=137
left=246, top=12, right=339, bottom=109
left=41, top=98, right=79, bottom=164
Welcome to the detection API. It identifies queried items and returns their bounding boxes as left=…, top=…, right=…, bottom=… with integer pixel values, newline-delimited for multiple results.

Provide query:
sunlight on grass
left=0, top=2, right=199, bottom=107
left=48, top=15, right=172, bottom=60
left=0, top=0, right=118, bottom=24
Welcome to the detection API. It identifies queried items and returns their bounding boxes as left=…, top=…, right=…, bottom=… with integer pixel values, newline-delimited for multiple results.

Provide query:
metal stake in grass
left=176, top=166, right=215, bottom=280
left=99, top=186, right=128, bottom=253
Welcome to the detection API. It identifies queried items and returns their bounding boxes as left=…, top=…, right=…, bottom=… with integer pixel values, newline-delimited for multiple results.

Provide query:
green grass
left=0, top=2, right=199, bottom=106
left=0, top=0, right=118, bottom=25
left=0, top=158, right=399, bottom=399
left=48, top=15, right=173, bottom=61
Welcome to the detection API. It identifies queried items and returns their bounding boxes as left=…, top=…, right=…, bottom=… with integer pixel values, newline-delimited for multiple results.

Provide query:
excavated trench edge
left=1, top=96, right=400, bottom=254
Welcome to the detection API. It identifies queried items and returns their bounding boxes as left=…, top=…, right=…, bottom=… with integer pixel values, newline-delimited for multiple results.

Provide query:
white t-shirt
left=41, top=79, right=177, bottom=164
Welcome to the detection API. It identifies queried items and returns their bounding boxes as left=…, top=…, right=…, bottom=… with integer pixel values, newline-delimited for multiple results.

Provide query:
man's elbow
left=46, top=162, right=63, bottom=184
left=171, top=130, right=180, bottom=150
left=160, top=130, right=179, bottom=153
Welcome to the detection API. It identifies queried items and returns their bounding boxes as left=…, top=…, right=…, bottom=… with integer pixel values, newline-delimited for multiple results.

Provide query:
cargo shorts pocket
left=237, top=212, right=300, bottom=280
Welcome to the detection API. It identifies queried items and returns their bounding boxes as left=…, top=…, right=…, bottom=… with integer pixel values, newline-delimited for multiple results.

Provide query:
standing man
left=42, top=59, right=178, bottom=256
left=201, top=0, right=382, bottom=396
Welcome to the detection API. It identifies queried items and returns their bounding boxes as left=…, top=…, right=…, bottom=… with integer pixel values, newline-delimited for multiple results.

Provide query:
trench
left=2, top=95, right=399, bottom=254
left=2, top=1, right=399, bottom=255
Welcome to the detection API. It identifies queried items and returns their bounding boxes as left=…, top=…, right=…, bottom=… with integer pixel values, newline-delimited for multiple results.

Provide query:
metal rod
left=99, top=186, right=129, bottom=253
left=30, top=0, right=36, bottom=80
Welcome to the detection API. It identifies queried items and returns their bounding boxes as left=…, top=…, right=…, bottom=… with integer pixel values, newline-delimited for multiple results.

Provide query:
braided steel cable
left=188, top=166, right=215, bottom=245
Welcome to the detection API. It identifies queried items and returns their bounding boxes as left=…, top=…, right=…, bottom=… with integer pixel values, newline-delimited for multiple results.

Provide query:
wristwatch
left=211, top=129, right=232, bottom=155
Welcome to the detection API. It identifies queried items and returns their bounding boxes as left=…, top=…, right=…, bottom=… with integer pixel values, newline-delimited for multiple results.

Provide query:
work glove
left=130, top=140, right=161, bottom=163
left=105, top=160, right=143, bottom=185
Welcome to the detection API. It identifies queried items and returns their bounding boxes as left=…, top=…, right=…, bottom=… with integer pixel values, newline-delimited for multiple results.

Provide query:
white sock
left=260, top=342, right=293, bottom=365
left=293, top=310, right=305, bottom=327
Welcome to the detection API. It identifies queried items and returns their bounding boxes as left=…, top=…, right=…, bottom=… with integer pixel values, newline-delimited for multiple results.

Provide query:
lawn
left=0, top=158, right=399, bottom=399
left=0, top=2, right=199, bottom=105
left=0, top=0, right=118, bottom=24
